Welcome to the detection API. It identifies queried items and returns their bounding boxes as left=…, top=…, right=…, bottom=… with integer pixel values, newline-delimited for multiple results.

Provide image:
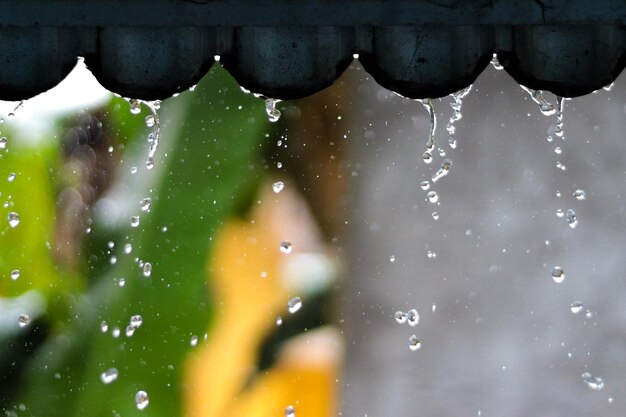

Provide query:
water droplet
left=608, top=397, right=614, bottom=404
left=432, top=303, right=437, bottom=312
left=272, top=181, right=284, bottom=194
left=431, top=159, right=452, bottom=183
left=276, top=162, right=283, bottom=169
left=520, top=86, right=556, bottom=116
left=555, top=190, right=562, bottom=197
left=140, top=198, right=151, bottom=211
left=555, top=96, right=565, bottom=138
left=556, top=208, right=564, bottom=218
left=551, top=266, right=565, bottom=283
left=100, top=368, right=119, bottom=384
left=585, top=309, right=593, bottom=319
left=7, top=212, right=20, bottom=228
left=111, top=326, right=121, bottom=338
left=0, top=137, right=6, bottom=149
left=130, top=315, right=143, bottom=328
left=566, top=209, right=578, bottom=228
left=422, top=151, right=433, bottom=164
left=129, top=100, right=142, bottom=115
left=570, top=301, right=583, bottom=314
left=130, top=216, right=140, bottom=228
left=100, top=321, right=109, bottom=333
left=110, top=256, right=117, bottom=265
left=18, top=314, right=31, bottom=328
left=10, top=269, right=20, bottom=280
left=276, top=316, right=283, bottom=326
left=573, top=189, right=586, bottom=201
left=7, top=172, right=16, bottom=182
left=130, top=166, right=138, bottom=174
left=554, top=146, right=562, bottom=155
left=407, top=309, right=419, bottom=326
left=135, top=390, right=149, bottom=410
left=124, top=243, right=132, bottom=254
left=394, top=311, right=407, bottom=324
left=490, top=53, right=503, bottom=70
left=389, top=255, right=396, bottom=263
left=418, top=98, right=437, bottom=154
left=426, top=191, right=439, bottom=204
left=285, top=405, right=295, bottom=417
left=287, top=296, right=302, bottom=314
left=265, top=98, right=281, bottom=122
left=556, top=161, right=567, bottom=171
left=143, top=262, right=152, bottom=277
left=145, top=115, right=155, bottom=127
left=125, top=325, right=136, bottom=337
left=279, top=240, right=293, bottom=254
left=146, top=157, right=155, bottom=170
left=190, top=335, right=198, bottom=347
left=408, top=335, right=421, bottom=351
left=420, top=180, right=430, bottom=191
left=118, top=278, right=126, bottom=287
left=581, top=372, right=604, bottom=391
left=427, top=250, right=437, bottom=259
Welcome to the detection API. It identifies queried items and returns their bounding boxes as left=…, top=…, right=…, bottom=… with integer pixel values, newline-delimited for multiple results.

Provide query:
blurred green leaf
left=17, top=66, right=271, bottom=417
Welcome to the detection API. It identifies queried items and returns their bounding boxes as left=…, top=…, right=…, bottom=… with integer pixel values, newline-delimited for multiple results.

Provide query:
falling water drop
left=422, top=151, right=433, bottom=164
left=140, top=198, right=151, bottom=212
left=408, top=335, right=421, bottom=351
left=426, top=191, right=439, bottom=204
left=7, top=212, right=20, bottom=228
left=145, top=115, right=155, bottom=127
left=279, top=240, right=293, bottom=254
left=143, top=262, right=152, bottom=277
left=447, top=85, right=472, bottom=149
left=566, top=209, right=578, bottom=228
left=130, top=315, right=143, bottom=328
left=581, top=372, right=605, bottom=391
left=18, top=314, right=31, bottom=328
left=551, top=266, right=565, bottom=283
left=285, top=405, right=296, bottom=417
left=100, top=321, right=109, bottom=333
left=394, top=311, right=408, bottom=324
left=190, top=335, right=199, bottom=347
left=129, top=99, right=142, bottom=115
left=570, top=301, right=583, bottom=314
left=418, top=98, right=437, bottom=154
left=265, top=98, right=281, bottom=122
left=427, top=250, right=437, bottom=259
left=275, top=316, right=283, bottom=326
left=7, top=173, right=16, bottom=182
left=431, top=211, right=439, bottom=220
left=573, top=189, right=586, bottom=201
left=556, top=208, right=564, bottom=218
left=389, top=255, right=396, bottom=263
left=0, top=137, right=6, bottom=149
left=420, top=180, right=430, bottom=191
left=287, top=296, right=302, bottom=314
left=431, top=159, right=452, bottom=183
left=520, top=86, right=556, bottom=117
left=124, top=243, right=132, bottom=254
left=407, top=309, right=419, bottom=326
left=130, top=216, right=140, bottom=228
left=10, top=269, right=20, bottom=280
left=135, top=390, right=149, bottom=410
left=272, top=181, right=285, bottom=194
left=555, top=96, right=565, bottom=138
left=490, top=53, right=504, bottom=70
left=100, top=368, right=119, bottom=384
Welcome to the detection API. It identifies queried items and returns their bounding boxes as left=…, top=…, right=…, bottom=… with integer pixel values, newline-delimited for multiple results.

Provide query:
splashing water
left=520, top=86, right=556, bottom=117
left=125, top=99, right=161, bottom=170
left=447, top=85, right=473, bottom=149
left=265, top=98, right=282, bottom=122
left=7, top=100, right=25, bottom=118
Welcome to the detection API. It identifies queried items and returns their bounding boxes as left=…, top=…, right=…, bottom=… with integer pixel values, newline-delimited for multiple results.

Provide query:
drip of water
left=490, top=53, right=504, bottom=70
left=520, top=86, right=556, bottom=117
left=431, top=159, right=452, bottom=183
left=265, top=98, right=282, bottom=123
left=555, top=96, right=565, bottom=139
left=447, top=85, right=472, bottom=149
left=125, top=99, right=161, bottom=170
left=418, top=98, right=437, bottom=155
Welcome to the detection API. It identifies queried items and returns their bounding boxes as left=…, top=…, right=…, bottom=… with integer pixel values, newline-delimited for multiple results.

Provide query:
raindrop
left=394, top=311, right=408, bottom=324
left=135, top=390, right=149, bottom=410
left=389, top=255, right=396, bottom=263
left=420, top=180, right=430, bottom=191
left=276, top=316, right=283, bottom=326
left=124, top=243, right=132, bottom=254
left=0, top=137, right=6, bottom=149
left=10, top=269, right=20, bottom=280
left=129, top=100, right=142, bottom=115
left=287, top=296, right=302, bottom=314
left=279, top=240, right=293, bottom=254
left=7, top=173, right=16, bottom=182
left=18, top=314, right=31, bottom=328
left=285, top=405, right=295, bottom=417
left=551, top=266, right=565, bottom=283
left=431, top=211, right=439, bottom=220
left=426, top=191, right=439, bottom=204
left=7, top=212, right=20, bottom=228
left=118, top=278, right=126, bottom=287
left=408, top=335, right=421, bottom=351
left=190, top=335, right=198, bottom=347
left=419, top=98, right=437, bottom=153
left=570, top=301, right=583, bottom=314
left=566, top=209, right=578, bottom=228
left=100, top=368, right=119, bottom=384
left=422, top=151, right=433, bottom=164
left=427, top=250, right=437, bottom=259
left=130, top=216, right=140, bottom=228
left=265, top=98, right=281, bottom=122
left=130, top=315, right=143, bottom=328
left=556, top=208, right=564, bottom=218
left=125, top=325, right=136, bottom=337
left=143, top=262, right=152, bottom=277
left=407, top=309, right=419, bottom=326
left=581, top=372, right=604, bottom=391
left=585, top=309, right=593, bottom=319
left=145, top=115, right=155, bottom=127
left=272, top=181, right=285, bottom=194
left=146, top=158, right=155, bottom=170
left=490, top=53, right=504, bottom=70
left=140, top=198, right=151, bottom=211
left=111, top=327, right=121, bottom=338
left=431, top=159, right=452, bottom=183
left=100, top=321, right=109, bottom=333
left=573, top=189, right=586, bottom=201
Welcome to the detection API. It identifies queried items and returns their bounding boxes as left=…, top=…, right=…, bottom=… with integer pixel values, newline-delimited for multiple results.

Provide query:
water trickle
left=570, top=301, right=583, bottom=314
left=490, top=53, right=504, bottom=70
left=426, top=191, right=439, bottom=204
left=556, top=208, right=564, bottom=218
left=142, top=262, right=152, bottom=277
left=431, top=159, right=452, bottom=183
left=140, top=198, right=151, bottom=212
left=520, top=86, right=556, bottom=117
left=7, top=212, right=20, bottom=228
left=420, top=180, right=430, bottom=191
left=555, top=96, right=565, bottom=138
left=279, top=240, right=293, bottom=254
left=135, top=390, right=149, bottom=410
left=551, top=266, right=565, bottom=283
left=10, top=269, right=20, bottom=280
left=394, top=311, right=408, bottom=324
left=581, top=372, right=605, bottom=391
left=130, top=216, right=140, bottom=228
left=100, top=368, right=119, bottom=384
left=272, top=181, right=285, bottom=194
left=275, top=316, right=283, bottom=326
left=285, top=405, right=296, bottom=417
left=407, top=309, right=419, bottom=326
left=566, top=209, right=578, bottom=228
left=18, top=314, right=31, bottom=328
left=287, top=296, right=302, bottom=314
left=447, top=85, right=472, bottom=149
left=265, top=98, right=282, bottom=123
left=408, top=335, right=421, bottom=351
left=418, top=98, right=437, bottom=155
left=573, top=189, right=586, bottom=201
